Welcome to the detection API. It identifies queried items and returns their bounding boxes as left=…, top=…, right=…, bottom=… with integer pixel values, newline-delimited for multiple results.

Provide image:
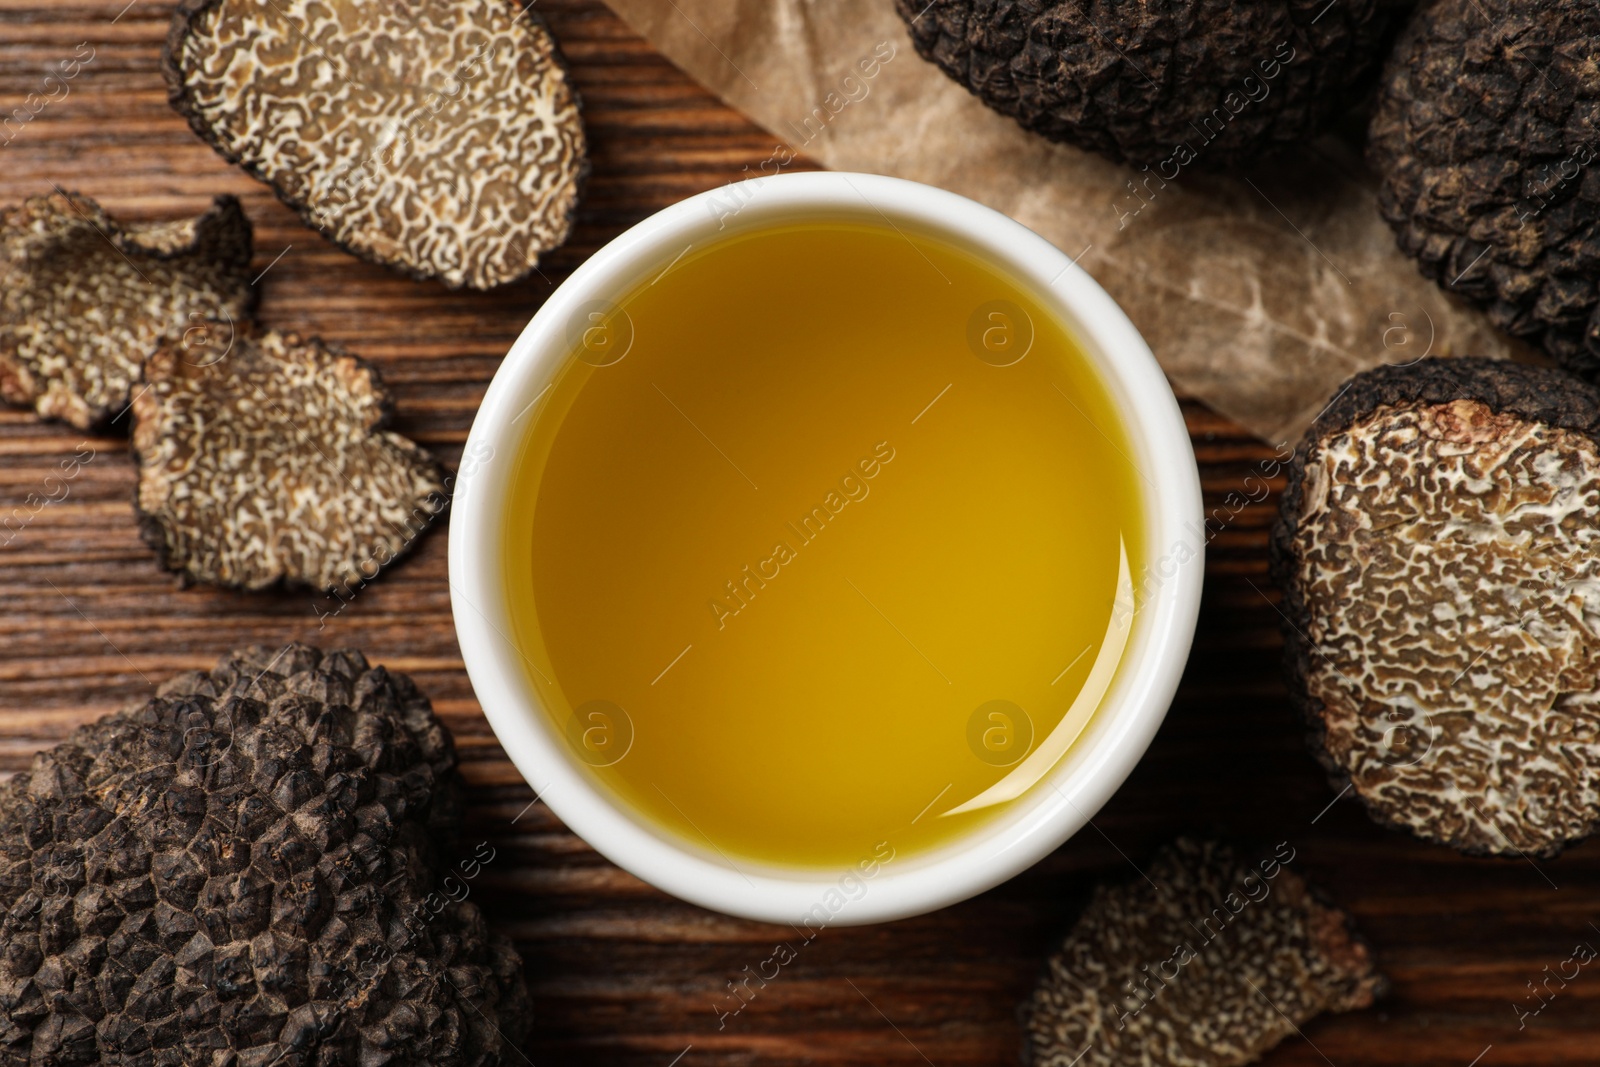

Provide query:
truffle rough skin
left=897, top=0, right=1401, bottom=169
left=1024, top=838, right=1383, bottom=1067
left=163, top=0, right=587, bottom=290
left=0, top=191, right=255, bottom=429
left=1271, top=358, right=1600, bottom=857
left=0, top=644, right=530, bottom=1067
left=131, top=326, right=447, bottom=592
left=1368, top=0, right=1600, bottom=377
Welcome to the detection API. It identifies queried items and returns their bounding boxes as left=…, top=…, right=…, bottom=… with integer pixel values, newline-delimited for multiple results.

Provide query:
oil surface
left=503, top=219, right=1142, bottom=869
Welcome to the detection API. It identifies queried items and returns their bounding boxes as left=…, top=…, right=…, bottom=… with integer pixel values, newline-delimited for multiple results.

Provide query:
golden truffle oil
left=503, top=218, right=1142, bottom=869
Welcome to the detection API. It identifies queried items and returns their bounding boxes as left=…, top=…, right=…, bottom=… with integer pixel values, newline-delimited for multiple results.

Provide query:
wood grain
left=2, top=3, right=1598, bottom=1065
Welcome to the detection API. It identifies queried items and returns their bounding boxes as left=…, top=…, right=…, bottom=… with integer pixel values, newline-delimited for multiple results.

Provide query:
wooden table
left=2, top=3, right=1596, bottom=1064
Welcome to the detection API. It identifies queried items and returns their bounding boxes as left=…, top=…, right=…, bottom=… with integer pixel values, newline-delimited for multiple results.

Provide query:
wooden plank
left=2, top=3, right=1596, bottom=1065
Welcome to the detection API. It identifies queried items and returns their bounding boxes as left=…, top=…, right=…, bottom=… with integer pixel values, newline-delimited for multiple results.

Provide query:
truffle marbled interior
left=164, top=0, right=587, bottom=289
left=1293, top=397, right=1600, bottom=856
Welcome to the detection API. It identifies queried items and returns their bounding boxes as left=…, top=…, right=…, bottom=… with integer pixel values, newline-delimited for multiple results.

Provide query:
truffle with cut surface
left=164, top=0, right=587, bottom=289
left=1272, top=357, right=1600, bottom=857
left=1368, top=0, right=1600, bottom=377
left=897, top=0, right=1402, bottom=170
left=1024, top=838, right=1383, bottom=1067
left=0, top=644, right=530, bottom=1066
left=132, top=326, right=447, bottom=592
left=0, top=191, right=255, bottom=429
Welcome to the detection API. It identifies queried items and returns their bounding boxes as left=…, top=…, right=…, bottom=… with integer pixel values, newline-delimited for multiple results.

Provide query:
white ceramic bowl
left=450, top=171, right=1202, bottom=926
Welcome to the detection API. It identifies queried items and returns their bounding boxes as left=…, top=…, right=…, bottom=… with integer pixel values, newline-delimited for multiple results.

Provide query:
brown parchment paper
left=599, top=0, right=1530, bottom=445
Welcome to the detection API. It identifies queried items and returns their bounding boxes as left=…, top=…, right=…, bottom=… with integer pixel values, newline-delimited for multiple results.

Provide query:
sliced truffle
left=1368, top=0, right=1600, bottom=377
left=0, top=191, right=255, bottom=429
left=1024, top=838, right=1383, bottom=1067
left=897, top=0, right=1402, bottom=170
left=0, top=644, right=530, bottom=1066
left=1272, top=358, right=1600, bottom=857
left=131, top=326, right=447, bottom=592
left=163, top=0, right=587, bottom=290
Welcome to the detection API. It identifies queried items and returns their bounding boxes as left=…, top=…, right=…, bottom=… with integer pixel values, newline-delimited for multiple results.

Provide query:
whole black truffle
left=897, top=0, right=1402, bottom=170
left=1271, top=358, right=1600, bottom=858
left=1368, top=0, right=1600, bottom=377
left=1024, top=838, right=1384, bottom=1067
left=0, top=645, right=530, bottom=1066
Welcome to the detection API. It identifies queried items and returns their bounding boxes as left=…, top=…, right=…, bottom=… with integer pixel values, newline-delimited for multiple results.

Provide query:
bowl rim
left=448, top=170, right=1203, bottom=926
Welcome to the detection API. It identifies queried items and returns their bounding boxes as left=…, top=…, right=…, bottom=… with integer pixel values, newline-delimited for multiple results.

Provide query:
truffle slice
left=1272, top=358, right=1600, bottom=857
left=0, top=191, right=255, bottom=429
left=1368, top=0, right=1600, bottom=377
left=0, top=644, right=530, bottom=1066
left=897, top=0, right=1401, bottom=170
left=132, top=326, right=447, bottom=592
left=1025, top=838, right=1383, bottom=1067
left=163, top=0, right=587, bottom=289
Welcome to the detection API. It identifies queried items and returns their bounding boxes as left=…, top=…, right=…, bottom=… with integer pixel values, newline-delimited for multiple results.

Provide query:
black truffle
left=0, top=644, right=530, bottom=1066
left=163, top=0, right=587, bottom=290
left=0, top=191, right=256, bottom=430
left=1024, top=838, right=1384, bottom=1067
left=1271, top=357, right=1600, bottom=857
left=131, top=326, right=448, bottom=593
left=1368, top=0, right=1600, bottom=377
left=897, top=0, right=1402, bottom=170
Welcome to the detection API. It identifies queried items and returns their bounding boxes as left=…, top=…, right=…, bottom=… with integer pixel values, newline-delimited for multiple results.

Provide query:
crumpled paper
left=599, top=0, right=1530, bottom=444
